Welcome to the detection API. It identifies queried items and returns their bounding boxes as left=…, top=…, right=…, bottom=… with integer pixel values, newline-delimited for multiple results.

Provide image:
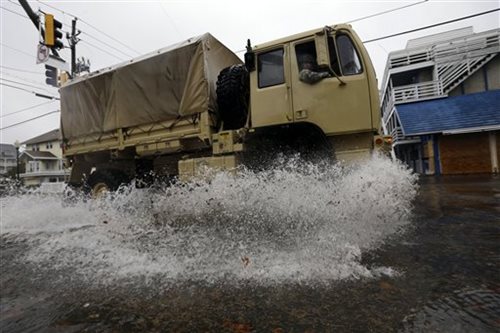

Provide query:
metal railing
left=386, top=29, right=499, bottom=70
left=389, top=49, right=432, bottom=68
left=20, top=170, right=69, bottom=178
left=432, top=31, right=500, bottom=62
left=393, top=81, right=444, bottom=104
left=437, top=54, right=496, bottom=93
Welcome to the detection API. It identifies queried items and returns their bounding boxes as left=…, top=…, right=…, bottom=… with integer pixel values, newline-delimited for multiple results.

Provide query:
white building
left=0, top=144, right=17, bottom=176
left=380, top=27, right=500, bottom=174
left=20, top=129, right=69, bottom=187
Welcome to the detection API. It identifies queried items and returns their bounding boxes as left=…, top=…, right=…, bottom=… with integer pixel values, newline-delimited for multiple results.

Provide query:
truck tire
left=216, top=64, right=249, bottom=130
left=86, top=169, right=127, bottom=198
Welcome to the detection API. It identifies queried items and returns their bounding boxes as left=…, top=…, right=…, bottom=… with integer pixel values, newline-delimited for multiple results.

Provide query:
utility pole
left=14, top=140, right=20, bottom=181
left=72, top=19, right=76, bottom=76
left=68, top=18, right=81, bottom=77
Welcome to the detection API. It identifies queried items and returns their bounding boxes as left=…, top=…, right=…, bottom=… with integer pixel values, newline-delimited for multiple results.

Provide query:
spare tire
left=216, top=64, right=249, bottom=130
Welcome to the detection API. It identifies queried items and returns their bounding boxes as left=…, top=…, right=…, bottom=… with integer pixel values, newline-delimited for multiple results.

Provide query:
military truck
left=61, top=24, right=387, bottom=195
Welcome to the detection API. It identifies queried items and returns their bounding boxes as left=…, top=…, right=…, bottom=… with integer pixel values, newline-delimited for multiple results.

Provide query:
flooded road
left=1, top=158, right=499, bottom=332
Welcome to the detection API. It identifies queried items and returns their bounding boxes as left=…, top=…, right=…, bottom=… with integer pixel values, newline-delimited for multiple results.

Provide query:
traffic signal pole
left=19, top=0, right=80, bottom=80
left=18, top=0, right=60, bottom=57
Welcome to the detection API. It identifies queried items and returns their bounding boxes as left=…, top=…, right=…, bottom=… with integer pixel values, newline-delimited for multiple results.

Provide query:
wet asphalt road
left=1, top=175, right=499, bottom=332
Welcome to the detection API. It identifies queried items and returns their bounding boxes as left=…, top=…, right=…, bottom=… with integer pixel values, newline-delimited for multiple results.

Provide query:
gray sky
left=1, top=0, right=499, bottom=144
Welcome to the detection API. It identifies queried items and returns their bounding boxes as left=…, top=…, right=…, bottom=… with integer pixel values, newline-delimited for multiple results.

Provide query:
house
left=380, top=27, right=500, bottom=174
left=20, top=129, right=69, bottom=186
left=0, top=144, right=17, bottom=177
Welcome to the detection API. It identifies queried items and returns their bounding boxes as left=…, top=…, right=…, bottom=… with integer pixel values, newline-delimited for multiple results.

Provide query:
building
left=0, top=143, right=17, bottom=176
left=380, top=27, right=500, bottom=175
left=20, top=129, right=69, bottom=186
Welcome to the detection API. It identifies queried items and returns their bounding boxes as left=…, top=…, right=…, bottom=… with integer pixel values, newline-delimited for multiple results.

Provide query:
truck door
left=290, top=32, right=372, bottom=135
left=250, top=46, right=293, bottom=127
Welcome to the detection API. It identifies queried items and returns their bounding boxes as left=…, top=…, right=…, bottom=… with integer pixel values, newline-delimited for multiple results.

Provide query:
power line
left=11, top=0, right=132, bottom=59
left=2, top=2, right=70, bottom=36
left=364, top=8, right=500, bottom=43
left=230, top=0, right=432, bottom=54
left=1, top=78, right=54, bottom=93
left=36, top=0, right=140, bottom=55
left=78, top=18, right=141, bottom=56
left=1, top=72, right=55, bottom=90
left=0, top=110, right=60, bottom=130
left=0, top=42, right=34, bottom=58
left=347, top=0, right=429, bottom=24
left=81, top=31, right=134, bottom=58
left=0, top=5, right=28, bottom=19
left=80, top=39, right=125, bottom=61
left=0, top=65, right=43, bottom=75
left=7, top=0, right=21, bottom=7
left=1, top=100, right=57, bottom=118
left=0, top=83, right=60, bottom=100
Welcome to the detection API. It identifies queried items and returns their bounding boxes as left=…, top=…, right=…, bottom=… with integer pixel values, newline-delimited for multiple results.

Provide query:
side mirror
left=314, top=30, right=330, bottom=68
left=244, top=39, right=255, bottom=72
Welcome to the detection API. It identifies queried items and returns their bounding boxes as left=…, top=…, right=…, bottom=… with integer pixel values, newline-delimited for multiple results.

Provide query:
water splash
left=1, top=155, right=418, bottom=287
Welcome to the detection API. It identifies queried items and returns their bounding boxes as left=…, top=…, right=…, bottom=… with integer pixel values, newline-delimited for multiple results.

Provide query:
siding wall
left=439, top=132, right=492, bottom=174
left=449, top=55, right=500, bottom=96
left=487, top=55, right=500, bottom=90
left=496, top=132, right=500, bottom=169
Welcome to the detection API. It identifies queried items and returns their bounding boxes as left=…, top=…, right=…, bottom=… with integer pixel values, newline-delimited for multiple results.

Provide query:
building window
left=336, top=34, right=363, bottom=76
left=258, top=48, right=285, bottom=88
left=46, top=142, right=53, bottom=149
left=28, top=161, right=40, bottom=172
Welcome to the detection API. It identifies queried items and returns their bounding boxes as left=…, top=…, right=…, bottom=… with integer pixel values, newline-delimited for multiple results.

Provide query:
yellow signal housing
left=45, top=14, right=55, bottom=46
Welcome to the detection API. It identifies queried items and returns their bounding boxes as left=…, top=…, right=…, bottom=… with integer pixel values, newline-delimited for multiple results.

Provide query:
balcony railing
left=389, top=50, right=432, bottom=69
left=392, top=81, right=445, bottom=104
left=390, top=126, right=420, bottom=145
left=432, top=30, right=500, bottom=62
left=386, top=29, right=499, bottom=70
left=20, top=170, right=69, bottom=178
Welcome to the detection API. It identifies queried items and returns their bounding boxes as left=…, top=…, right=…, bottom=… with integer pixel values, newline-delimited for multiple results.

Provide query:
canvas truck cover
left=60, top=33, right=242, bottom=140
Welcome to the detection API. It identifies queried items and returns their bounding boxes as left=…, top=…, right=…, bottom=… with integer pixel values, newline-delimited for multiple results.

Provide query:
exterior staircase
left=380, top=28, right=499, bottom=145
left=434, top=31, right=499, bottom=94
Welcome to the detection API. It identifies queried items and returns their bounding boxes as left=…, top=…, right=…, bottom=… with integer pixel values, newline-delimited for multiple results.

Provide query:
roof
left=396, top=90, right=500, bottom=136
left=405, top=27, right=473, bottom=49
left=22, top=129, right=60, bottom=145
left=0, top=144, right=17, bottom=158
left=253, top=23, right=352, bottom=50
left=20, top=150, right=59, bottom=160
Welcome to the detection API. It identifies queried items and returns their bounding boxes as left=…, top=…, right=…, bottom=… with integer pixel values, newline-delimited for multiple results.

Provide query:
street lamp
left=14, top=140, right=20, bottom=181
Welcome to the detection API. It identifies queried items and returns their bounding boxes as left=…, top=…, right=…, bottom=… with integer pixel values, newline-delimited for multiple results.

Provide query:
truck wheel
left=216, top=64, right=249, bottom=130
left=86, top=170, right=127, bottom=198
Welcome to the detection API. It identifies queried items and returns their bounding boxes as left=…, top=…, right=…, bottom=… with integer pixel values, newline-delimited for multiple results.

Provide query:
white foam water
left=1, top=155, right=418, bottom=287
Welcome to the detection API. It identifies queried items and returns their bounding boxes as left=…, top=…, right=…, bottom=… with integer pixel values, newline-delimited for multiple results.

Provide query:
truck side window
left=336, top=34, right=363, bottom=76
left=295, top=41, right=317, bottom=71
left=258, top=48, right=285, bottom=88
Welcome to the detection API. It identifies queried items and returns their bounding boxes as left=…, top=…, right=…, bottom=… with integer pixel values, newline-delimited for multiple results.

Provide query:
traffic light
left=45, top=65, right=58, bottom=87
left=44, top=14, right=63, bottom=49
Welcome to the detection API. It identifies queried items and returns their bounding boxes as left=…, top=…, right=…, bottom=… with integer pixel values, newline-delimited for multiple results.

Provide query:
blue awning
left=396, top=89, right=500, bottom=136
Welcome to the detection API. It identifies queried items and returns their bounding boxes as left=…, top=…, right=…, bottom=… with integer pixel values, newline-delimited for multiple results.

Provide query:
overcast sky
left=1, top=0, right=499, bottom=144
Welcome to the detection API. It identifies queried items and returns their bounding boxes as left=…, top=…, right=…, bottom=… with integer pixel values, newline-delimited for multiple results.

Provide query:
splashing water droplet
left=1, top=155, right=418, bottom=287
